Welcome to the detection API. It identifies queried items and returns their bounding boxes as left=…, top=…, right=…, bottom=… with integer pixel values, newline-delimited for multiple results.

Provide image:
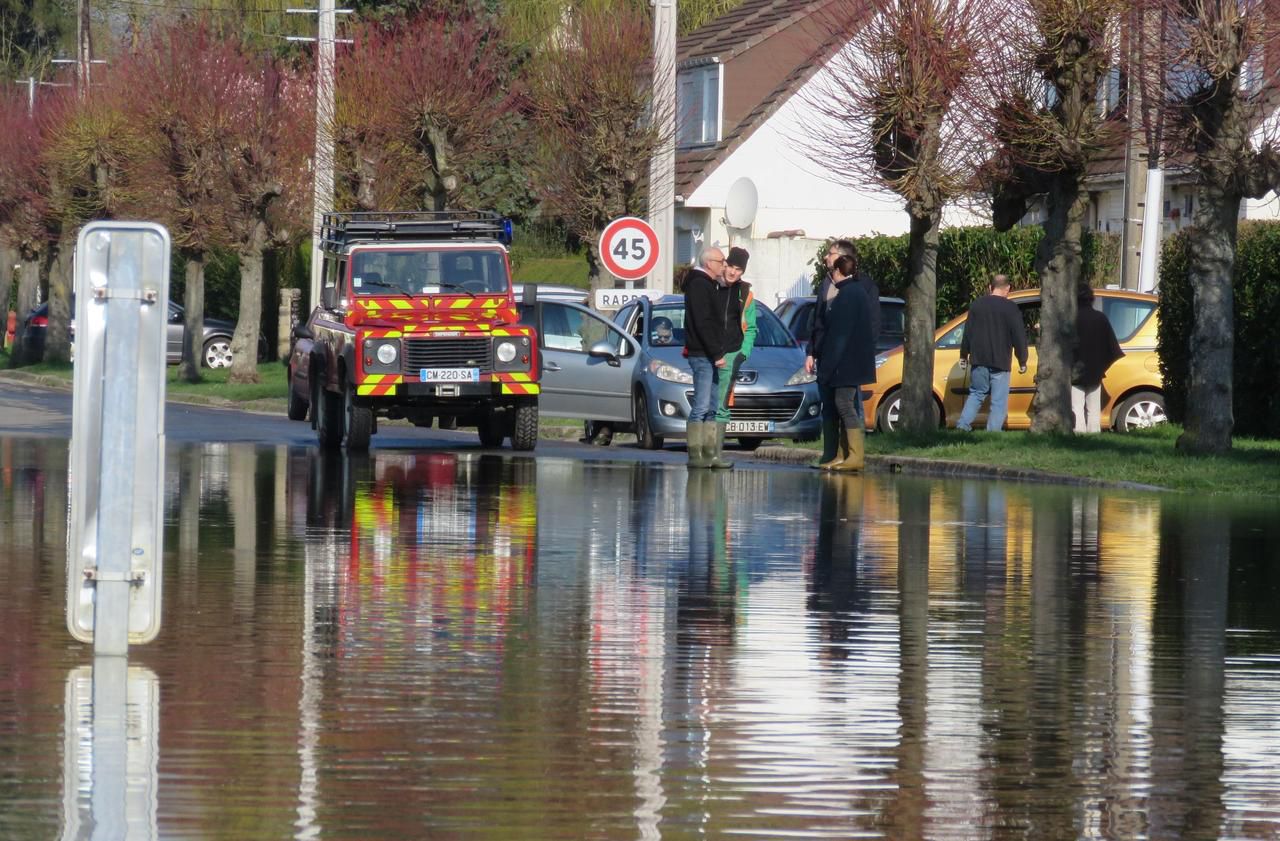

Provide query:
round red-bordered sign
left=599, top=217, right=660, bottom=281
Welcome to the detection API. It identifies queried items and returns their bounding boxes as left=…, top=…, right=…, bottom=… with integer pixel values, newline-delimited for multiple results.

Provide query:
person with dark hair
left=956, top=274, right=1028, bottom=431
left=1073, top=286, right=1123, bottom=433
left=715, top=247, right=758, bottom=442
left=807, top=239, right=879, bottom=464
left=683, top=245, right=733, bottom=469
left=811, top=253, right=876, bottom=471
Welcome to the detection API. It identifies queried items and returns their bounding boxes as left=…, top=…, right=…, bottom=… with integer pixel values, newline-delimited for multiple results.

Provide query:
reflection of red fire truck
left=339, top=454, right=537, bottom=659
left=288, top=211, right=540, bottom=451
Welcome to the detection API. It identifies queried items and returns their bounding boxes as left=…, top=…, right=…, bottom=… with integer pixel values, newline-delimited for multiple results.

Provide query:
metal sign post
left=67, top=222, right=170, bottom=653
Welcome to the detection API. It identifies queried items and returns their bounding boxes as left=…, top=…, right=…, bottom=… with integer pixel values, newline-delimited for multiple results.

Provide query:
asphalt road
left=0, top=379, right=805, bottom=468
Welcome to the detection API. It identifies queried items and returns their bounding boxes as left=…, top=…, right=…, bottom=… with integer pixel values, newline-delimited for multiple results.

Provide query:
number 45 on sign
left=599, top=217, right=660, bottom=282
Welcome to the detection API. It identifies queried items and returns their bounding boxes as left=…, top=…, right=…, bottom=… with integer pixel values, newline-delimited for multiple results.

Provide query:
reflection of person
left=956, top=274, right=1028, bottom=432
left=716, top=246, right=758, bottom=432
left=652, top=316, right=675, bottom=345
left=812, top=255, right=876, bottom=471
left=1073, top=286, right=1123, bottom=433
left=807, top=239, right=879, bottom=463
left=683, top=246, right=733, bottom=470
left=807, top=474, right=866, bottom=662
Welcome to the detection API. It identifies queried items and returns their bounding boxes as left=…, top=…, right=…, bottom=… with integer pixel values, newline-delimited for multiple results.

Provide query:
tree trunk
left=585, top=237, right=609, bottom=299
left=1028, top=178, right=1085, bottom=434
left=179, top=250, right=207, bottom=383
left=43, top=243, right=72, bottom=365
left=230, top=221, right=268, bottom=384
left=1177, top=182, right=1237, bottom=455
left=9, top=256, right=42, bottom=367
left=900, top=210, right=941, bottom=433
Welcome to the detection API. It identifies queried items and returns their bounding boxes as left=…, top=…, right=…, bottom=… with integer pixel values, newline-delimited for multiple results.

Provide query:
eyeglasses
left=707, top=258, right=725, bottom=264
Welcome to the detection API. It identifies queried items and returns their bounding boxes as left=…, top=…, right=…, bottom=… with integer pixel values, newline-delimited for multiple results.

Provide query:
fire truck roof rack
left=321, top=211, right=513, bottom=250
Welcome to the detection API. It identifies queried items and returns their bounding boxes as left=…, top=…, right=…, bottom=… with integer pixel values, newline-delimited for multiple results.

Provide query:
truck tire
left=315, top=383, right=343, bottom=449
left=510, top=400, right=539, bottom=451
left=478, top=413, right=506, bottom=447
left=343, top=381, right=373, bottom=450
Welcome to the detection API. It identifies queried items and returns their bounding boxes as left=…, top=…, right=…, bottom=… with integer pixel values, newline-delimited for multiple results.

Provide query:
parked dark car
left=20, top=300, right=267, bottom=368
left=774, top=295, right=906, bottom=352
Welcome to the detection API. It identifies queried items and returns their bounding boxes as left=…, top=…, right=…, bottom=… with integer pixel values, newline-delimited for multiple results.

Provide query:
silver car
left=520, top=294, right=821, bottom=450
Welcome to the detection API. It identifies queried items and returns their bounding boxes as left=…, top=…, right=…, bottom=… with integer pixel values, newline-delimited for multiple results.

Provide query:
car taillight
left=30, top=315, right=47, bottom=327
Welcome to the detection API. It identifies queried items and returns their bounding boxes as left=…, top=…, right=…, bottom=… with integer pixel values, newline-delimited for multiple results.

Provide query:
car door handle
left=543, top=362, right=561, bottom=372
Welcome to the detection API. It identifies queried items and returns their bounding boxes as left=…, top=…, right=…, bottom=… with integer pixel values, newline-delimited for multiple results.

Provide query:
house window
left=1097, top=65, right=1122, bottom=116
left=677, top=63, right=721, bottom=148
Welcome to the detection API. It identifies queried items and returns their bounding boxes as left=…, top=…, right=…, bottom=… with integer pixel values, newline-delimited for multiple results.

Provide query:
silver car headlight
left=649, top=359, right=693, bottom=384
left=496, top=341, right=517, bottom=363
left=874, top=353, right=889, bottom=369
left=786, top=367, right=816, bottom=385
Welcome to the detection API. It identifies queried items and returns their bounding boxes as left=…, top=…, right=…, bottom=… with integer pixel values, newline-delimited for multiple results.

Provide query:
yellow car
left=864, top=289, right=1165, bottom=432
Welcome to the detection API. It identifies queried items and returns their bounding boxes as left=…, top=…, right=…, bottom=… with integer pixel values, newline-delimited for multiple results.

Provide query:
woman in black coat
left=812, top=255, right=876, bottom=471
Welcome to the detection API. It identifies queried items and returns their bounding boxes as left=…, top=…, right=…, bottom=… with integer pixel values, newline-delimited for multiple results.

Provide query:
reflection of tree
left=885, top=478, right=929, bottom=836
left=1150, top=498, right=1227, bottom=838
left=807, top=476, right=868, bottom=662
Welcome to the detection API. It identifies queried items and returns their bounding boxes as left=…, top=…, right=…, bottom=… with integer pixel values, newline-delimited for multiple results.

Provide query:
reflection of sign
left=599, top=217, right=659, bottom=281
left=594, top=288, right=659, bottom=311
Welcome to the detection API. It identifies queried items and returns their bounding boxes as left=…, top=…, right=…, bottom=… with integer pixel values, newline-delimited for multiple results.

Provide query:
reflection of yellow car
left=865, top=289, right=1165, bottom=432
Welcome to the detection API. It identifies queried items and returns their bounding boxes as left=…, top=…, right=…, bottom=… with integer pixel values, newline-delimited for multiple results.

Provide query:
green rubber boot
left=686, top=421, right=712, bottom=469
left=709, top=422, right=735, bottom=470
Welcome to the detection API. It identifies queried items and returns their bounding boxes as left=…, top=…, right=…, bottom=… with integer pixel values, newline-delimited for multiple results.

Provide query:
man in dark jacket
left=812, top=254, right=876, bottom=471
left=956, top=274, right=1028, bottom=431
left=1073, top=286, right=1123, bottom=433
left=806, top=239, right=880, bottom=462
left=683, top=246, right=732, bottom=469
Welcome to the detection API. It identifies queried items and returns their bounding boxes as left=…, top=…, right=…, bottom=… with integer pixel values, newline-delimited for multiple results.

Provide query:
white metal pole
left=1138, top=167, right=1164, bottom=293
left=309, top=0, right=337, bottom=309
left=648, top=0, right=677, bottom=294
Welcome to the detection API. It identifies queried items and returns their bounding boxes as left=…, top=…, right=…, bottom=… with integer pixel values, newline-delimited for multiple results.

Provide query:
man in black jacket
left=956, top=274, right=1028, bottom=431
left=683, top=246, right=732, bottom=468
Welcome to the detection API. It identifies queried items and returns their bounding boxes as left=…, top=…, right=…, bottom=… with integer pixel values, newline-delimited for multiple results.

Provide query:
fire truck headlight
left=496, top=341, right=517, bottom=364
left=363, top=338, right=401, bottom=373
left=376, top=343, right=398, bottom=365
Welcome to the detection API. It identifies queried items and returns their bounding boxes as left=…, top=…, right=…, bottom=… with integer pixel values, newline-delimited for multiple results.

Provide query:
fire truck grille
left=403, top=338, right=493, bottom=371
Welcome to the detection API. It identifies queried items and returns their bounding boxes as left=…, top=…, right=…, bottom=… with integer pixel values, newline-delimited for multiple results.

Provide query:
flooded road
left=2, top=437, right=1279, bottom=839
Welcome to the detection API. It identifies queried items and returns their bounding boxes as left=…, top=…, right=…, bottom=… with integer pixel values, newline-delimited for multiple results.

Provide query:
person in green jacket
left=716, top=247, right=758, bottom=441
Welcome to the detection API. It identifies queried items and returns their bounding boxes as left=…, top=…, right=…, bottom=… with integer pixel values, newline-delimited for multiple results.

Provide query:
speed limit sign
left=599, top=217, right=660, bottom=282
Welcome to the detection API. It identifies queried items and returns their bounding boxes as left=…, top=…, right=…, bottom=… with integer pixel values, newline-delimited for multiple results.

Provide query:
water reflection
left=1, top=438, right=1279, bottom=838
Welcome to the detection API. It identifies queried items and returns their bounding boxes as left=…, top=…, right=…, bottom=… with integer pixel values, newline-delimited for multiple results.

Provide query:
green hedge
left=1157, top=222, right=1280, bottom=438
left=812, top=225, right=1121, bottom=324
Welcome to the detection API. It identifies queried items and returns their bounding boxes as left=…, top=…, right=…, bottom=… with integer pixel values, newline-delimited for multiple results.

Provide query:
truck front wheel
left=343, top=382, right=373, bottom=450
left=315, top=382, right=343, bottom=450
left=510, top=400, right=539, bottom=451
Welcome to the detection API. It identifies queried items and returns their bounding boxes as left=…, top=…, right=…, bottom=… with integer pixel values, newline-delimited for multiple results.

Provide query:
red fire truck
left=287, top=211, right=540, bottom=450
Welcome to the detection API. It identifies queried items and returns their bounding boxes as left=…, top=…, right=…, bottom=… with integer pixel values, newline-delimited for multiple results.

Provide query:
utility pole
left=648, top=0, right=677, bottom=294
left=77, top=0, right=92, bottom=99
left=289, top=3, right=349, bottom=310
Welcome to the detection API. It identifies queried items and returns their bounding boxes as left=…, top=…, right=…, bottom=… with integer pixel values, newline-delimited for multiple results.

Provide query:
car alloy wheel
left=203, top=337, right=234, bottom=369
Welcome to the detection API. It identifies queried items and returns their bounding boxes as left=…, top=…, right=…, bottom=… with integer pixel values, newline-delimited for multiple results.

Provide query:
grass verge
left=848, top=425, right=1280, bottom=498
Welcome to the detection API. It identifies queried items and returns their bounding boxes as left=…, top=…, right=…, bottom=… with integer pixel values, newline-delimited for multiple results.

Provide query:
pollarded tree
left=333, top=10, right=521, bottom=214
left=525, top=4, right=666, bottom=293
left=980, top=0, right=1128, bottom=434
left=209, top=44, right=313, bottom=384
left=1150, top=0, right=1280, bottom=454
left=116, top=23, right=242, bottom=382
left=805, top=0, right=988, bottom=433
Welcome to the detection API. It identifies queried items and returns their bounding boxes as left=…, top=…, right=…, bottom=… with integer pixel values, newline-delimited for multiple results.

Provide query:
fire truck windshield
left=351, top=248, right=510, bottom=296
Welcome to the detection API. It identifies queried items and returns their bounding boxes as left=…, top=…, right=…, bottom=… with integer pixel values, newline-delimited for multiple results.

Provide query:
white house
left=674, top=0, right=986, bottom=306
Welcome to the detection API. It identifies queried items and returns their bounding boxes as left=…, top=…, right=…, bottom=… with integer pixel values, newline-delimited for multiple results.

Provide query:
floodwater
left=2, top=438, right=1280, bottom=840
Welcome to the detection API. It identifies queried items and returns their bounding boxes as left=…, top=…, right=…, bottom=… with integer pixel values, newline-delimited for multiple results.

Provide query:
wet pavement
left=2, top=437, right=1280, bottom=839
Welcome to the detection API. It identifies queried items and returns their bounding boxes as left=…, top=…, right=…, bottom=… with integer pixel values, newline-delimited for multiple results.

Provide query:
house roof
left=675, top=0, right=850, bottom=200
left=678, top=0, right=829, bottom=65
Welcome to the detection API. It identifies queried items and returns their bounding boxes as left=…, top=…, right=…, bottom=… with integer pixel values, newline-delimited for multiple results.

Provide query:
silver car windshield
left=651, top=304, right=796, bottom=348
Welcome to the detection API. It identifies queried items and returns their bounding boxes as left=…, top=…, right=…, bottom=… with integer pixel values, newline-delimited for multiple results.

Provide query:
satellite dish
left=724, top=177, right=759, bottom=229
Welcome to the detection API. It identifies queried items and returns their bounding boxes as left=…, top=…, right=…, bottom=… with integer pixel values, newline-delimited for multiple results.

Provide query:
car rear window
left=1101, top=298, right=1155, bottom=342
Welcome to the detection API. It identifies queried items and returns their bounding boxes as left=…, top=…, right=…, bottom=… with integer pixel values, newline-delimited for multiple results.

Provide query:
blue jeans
left=956, top=365, right=1010, bottom=431
left=688, top=355, right=722, bottom=423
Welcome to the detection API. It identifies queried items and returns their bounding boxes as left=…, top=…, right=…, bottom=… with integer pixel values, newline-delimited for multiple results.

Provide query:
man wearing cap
left=715, top=247, right=758, bottom=458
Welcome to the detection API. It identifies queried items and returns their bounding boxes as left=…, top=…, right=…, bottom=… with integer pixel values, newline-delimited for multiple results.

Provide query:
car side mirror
left=588, top=341, right=621, bottom=366
left=321, top=286, right=337, bottom=310
left=293, top=324, right=313, bottom=341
